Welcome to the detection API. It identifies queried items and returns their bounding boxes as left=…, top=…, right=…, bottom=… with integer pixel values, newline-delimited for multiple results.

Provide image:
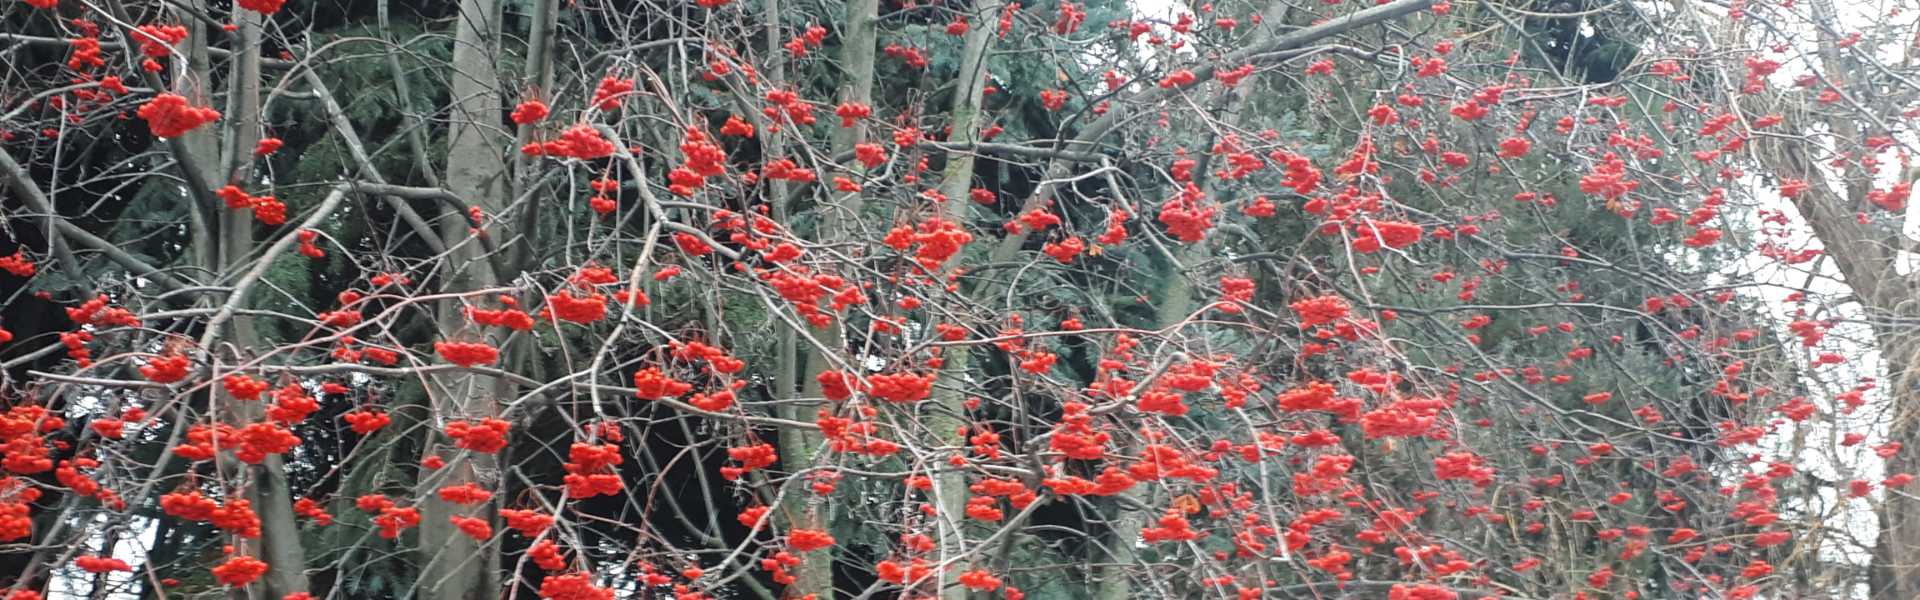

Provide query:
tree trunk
left=421, top=0, right=508, bottom=597
left=177, top=0, right=221, bottom=273
left=1094, top=255, right=1195, bottom=600
left=772, top=0, right=882, bottom=596
left=927, top=3, right=1002, bottom=597
left=1751, top=21, right=1919, bottom=596
left=196, top=3, right=314, bottom=598
left=1749, top=68, right=1917, bottom=600
left=1874, top=334, right=1920, bottom=598
left=247, top=457, right=310, bottom=600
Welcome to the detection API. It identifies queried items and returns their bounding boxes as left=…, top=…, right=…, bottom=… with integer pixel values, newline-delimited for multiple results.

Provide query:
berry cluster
left=511, top=99, right=549, bottom=125
left=500, top=508, right=554, bottom=537
left=266, top=384, right=318, bottom=423
left=66, top=294, right=139, bottom=328
left=470, top=296, right=536, bottom=331
left=294, top=230, right=324, bottom=258
left=1040, top=236, right=1083, bottom=263
left=881, top=217, right=973, bottom=271
left=563, top=441, right=622, bottom=498
left=834, top=102, right=871, bottom=127
left=293, top=497, right=332, bottom=525
left=786, top=528, right=834, bottom=552
left=632, top=366, right=693, bottom=399
left=1348, top=220, right=1423, bottom=254
left=0, top=484, right=37, bottom=542
left=667, top=128, right=727, bottom=196
left=210, top=499, right=262, bottom=538
left=1289, top=295, right=1350, bottom=327
left=368, top=501, right=420, bottom=539
left=760, top=89, right=815, bottom=128
left=446, top=418, right=511, bottom=453
left=435, top=341, right=499, bottom=367
left=139, top=354, right=191, bottom=384
left=138, top=93, right=220, bottom=138
left=866, top=371, right=934, bottom=403
left=449, top=516, right=491, bottom=541
left=237, top=0, right=284, bottom=12
left=437, top=483, right=491, bottom=504
left=0, top=252, right=35, bottom=277
left=74, top=556, right=131, bottom=573
left=1156, top=183, right=1217, bottom=243
left=211, top=555, right=268, bottom=586
left=719, top=443, right=776, bottom=480
left=589, top=76, right=634, bottom=111
left=232, top=422, right=299, bottom=464
left=131, top=24, right=186, bottom=58
left=528, top=539, right=566, bottom=570
left=223, top=374, right=270, bottom=400
left=539, top=572, right=613, bottom=600
left=544, top=290, right=606, bottom=324
left=343, top=410, right=390, bottom=434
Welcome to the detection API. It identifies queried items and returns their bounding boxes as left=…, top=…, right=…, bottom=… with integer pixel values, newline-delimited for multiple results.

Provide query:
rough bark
left=1760, top=1, right=1920, bottom=595
left=1875, top=335, right=1920, bottom=598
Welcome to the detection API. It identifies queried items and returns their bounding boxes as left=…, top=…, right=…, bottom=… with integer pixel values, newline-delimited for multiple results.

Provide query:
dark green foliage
left=1518, top=0, right=1641, bottom=83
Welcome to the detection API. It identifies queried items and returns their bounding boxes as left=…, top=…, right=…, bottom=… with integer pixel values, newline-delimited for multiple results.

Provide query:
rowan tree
left=0, top=0, right=1916, bottom=598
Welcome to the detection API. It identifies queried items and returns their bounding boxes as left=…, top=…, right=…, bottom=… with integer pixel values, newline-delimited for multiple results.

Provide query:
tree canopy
left=1, top=0, right=1918, bottom=598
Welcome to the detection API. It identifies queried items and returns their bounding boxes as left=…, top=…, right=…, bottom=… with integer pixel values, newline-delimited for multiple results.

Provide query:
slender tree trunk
left=1047, top=5, right=1283, bottom=596
left=773, top=0, right=882, bottom=597
left=422, top=0, right=508, bottom=597
left=928, top=3, right=1003, bottom=597
left=748, top=0, right=843, bottom=597
left=508, top=0, right=556, bottom=275
left=245, top=457, right=309, bottom=599
left=1094, top=247, right=1197, bottom=600
left=176, top=0, right=220, bottom=273
left=1764, top=139, right=1920, bottom=599
left=778, top=370, right=834, bottom=599
left=164, top=1, right=317, bottom=597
